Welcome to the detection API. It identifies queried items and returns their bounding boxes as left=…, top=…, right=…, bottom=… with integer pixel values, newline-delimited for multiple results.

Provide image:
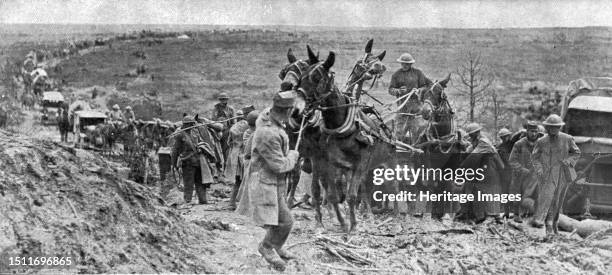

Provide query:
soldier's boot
left=229, top=177, right=241, bottom=210
left=258, top=243, right=285, bottom=271
left=275, top=247, right=297, bottom=260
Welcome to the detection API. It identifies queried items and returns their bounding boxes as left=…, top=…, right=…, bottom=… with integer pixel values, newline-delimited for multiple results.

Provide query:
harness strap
left=321, top=104, right=358, bottom=136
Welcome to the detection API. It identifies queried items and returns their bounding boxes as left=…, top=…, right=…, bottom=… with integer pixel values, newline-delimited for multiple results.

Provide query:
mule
left=298, top=51, right=399, bottom=233
left=343, top=39, right=387, bottom=101
left=278, top=46, right=321, bottom=207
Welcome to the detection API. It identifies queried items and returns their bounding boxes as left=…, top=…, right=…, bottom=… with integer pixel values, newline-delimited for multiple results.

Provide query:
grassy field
left=2, top=24, right=611, bottom=128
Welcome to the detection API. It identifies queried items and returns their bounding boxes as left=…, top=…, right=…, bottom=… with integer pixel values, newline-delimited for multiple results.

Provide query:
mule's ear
left=287, top=48, right=297, bottom=63
left=307, top=45, right=318, bottom=64
left=322, top=51, right=335, bottom=70
left=182, top=112, right=187, bottom=117
left=377, top=50, right=386, bottom=61
left=365, top=38, right=373, bottom=53
left=440, top=73, right=451, bottom=87
left=194, top=114, right=199, bottom=121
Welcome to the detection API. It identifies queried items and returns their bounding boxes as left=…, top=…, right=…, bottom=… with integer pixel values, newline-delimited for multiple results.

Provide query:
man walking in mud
left=171, top=115, right=217, bottom=206
left=388, top=53, right=433, bottom=142
left=249, top=91, right=299, bottom=271
left=530, top=114, right=581, bottom=235
left=211, top=92, right=236, bottom=169
left=508, top=121, right=540, bottom=222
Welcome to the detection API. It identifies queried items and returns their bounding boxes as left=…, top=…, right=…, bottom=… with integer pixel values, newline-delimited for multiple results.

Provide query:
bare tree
left=489, top=86, right=509, bottom=133
left=455, top=50, right=493, bottom=122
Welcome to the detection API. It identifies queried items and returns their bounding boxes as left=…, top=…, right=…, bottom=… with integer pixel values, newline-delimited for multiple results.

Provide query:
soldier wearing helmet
left=388, top=53, right=434, bottom=141
left=460, top=122, right=505, bottom=224
left=171, top=115, right=218, bottom=206
left=211, top=92, right=236, bottom=126
left=496, top=128, right=514, bottom=218
left=508, top=121, right=540, bottom=223
left=108, top=104, right=125, bottom=124
left=211, top=92, right=236, bottom=163
left=530, top=114, right=580, bottom=235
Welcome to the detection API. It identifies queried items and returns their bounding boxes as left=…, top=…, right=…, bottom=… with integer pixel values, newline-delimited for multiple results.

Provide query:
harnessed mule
left=298, top=51, right=399, bottom=233
left=279, top=46, right=323, bottom=208
left=343, top=39, right=387, bottom=102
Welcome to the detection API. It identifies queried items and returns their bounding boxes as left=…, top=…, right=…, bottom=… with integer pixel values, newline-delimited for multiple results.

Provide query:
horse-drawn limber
left=561, top=77, right=612, bottom=216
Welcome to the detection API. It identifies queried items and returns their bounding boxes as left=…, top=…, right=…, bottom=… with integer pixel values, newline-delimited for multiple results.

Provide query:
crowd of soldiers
left=386, top=52, right=581, bottom=234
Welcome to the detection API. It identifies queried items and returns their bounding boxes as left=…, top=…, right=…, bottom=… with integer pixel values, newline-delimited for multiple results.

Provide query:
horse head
left=345, top=39, right=387, bottom=99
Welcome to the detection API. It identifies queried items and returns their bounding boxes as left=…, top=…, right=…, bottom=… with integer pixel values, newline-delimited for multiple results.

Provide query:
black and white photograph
left=1, top=0, right=612, bottom=273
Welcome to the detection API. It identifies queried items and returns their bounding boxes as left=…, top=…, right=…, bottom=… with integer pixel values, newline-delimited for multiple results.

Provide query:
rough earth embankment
left=0, top=129, right=219, bottom=273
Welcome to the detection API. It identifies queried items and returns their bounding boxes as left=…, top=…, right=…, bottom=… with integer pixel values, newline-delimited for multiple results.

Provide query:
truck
left=561, top=77, right=612, bottom=216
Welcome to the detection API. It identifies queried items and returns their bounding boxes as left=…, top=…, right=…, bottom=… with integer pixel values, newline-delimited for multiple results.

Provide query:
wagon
left=41, top=91, right=64, bottom=125
left=73, top=110, right=107, bottom=149
left=561, top=77, right=612, bottom=215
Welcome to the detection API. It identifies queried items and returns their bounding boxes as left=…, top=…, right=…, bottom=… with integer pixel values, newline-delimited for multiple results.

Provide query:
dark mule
left=278, top=47, right=322, bottom=207
left=298, top=51, right=398, bottom=233
left=343, top=39, right=387, bottom=101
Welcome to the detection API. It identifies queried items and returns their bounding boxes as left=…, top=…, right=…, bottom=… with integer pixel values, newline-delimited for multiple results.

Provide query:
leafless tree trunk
left=489, top=87, right=507, bottom=133
left=455, top=50, right=493, bottom=122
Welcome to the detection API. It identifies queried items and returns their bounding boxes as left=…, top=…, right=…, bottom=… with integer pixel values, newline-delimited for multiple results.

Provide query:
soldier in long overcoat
left=460, top=123, right=505, bottom=223
left=224, top=110, right=249, bottom=185
left=508, top=121, right=540, bottom=222
left=530, top=114, right=580, bottom=234
left=247, top=91, right=299, bottom=271
left=235, top=110, right=259, bottom=214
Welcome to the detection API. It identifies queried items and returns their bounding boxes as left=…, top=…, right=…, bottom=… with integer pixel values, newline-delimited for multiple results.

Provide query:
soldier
left=249, top=91, right=299, bottom=271
left=124, top=106, right=136, bottom=125
left=235, top=110, right=260, bottom=213
left=508, top=121, right=540, bottom=223
left=460, top=123, right=505, bottom=223
left=226, top=110, right=249, bottom=207
left=530, top=114, right=581, bottom=235
left=171, top=115, right=218, bottom=206
left=212, top=92, right=236, bottom=165
left=108, top=104, right=125, bottom=123
left=211, top=92, right=236, bottom=127
left=496, top=128, right=514, bottom=218
left=388, top=53, right=433, bottom=140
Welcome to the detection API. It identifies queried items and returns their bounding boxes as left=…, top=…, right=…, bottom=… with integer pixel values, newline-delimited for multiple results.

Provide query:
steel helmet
left=125, top=106, right=132, bottom=110
left=236, top=109, right=244, bottom=116
left=465, top=122, right=482, bottom=135
left=396, top=53, right=416, bottom=64
left=218, top=92, right=229, bottom=100
left=498, top=128, right=512, bottom=138
left=542, top=114, right=565, bottom=126
left=112, top=104, right=120, bottom=110
left=246, top=110, right=260, bottom=126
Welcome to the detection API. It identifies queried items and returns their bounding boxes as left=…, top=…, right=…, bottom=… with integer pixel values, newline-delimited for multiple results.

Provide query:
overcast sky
left=1, top=0, right=611, bottom=28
